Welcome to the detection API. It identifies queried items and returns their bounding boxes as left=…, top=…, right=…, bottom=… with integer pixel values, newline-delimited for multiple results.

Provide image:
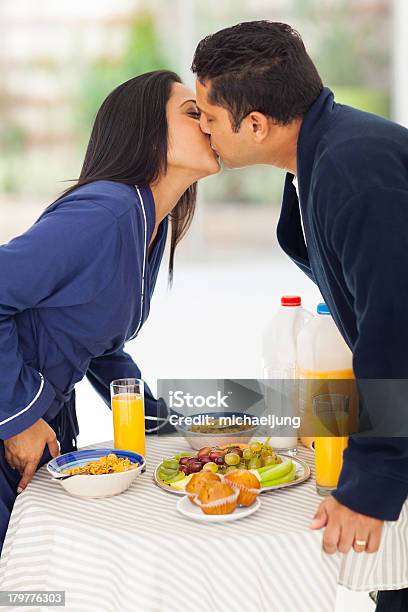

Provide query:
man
left=192, top=21, right=408, bottom=611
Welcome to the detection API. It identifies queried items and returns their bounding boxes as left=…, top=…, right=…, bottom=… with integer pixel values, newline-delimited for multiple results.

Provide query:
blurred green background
left=0, top=0, right=391, bottom=207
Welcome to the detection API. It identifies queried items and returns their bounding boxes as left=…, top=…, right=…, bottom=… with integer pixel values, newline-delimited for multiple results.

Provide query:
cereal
left=62, top=453, right=138, bottom=476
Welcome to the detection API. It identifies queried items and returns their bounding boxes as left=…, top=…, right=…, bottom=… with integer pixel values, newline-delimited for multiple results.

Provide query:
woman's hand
left=4, top=418, right=60, bottom=493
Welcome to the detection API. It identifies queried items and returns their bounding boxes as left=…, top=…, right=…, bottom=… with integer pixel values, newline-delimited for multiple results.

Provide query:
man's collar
left=276, top=88, right=337, bottom=274
left=295, top=87, right=337, bottom=200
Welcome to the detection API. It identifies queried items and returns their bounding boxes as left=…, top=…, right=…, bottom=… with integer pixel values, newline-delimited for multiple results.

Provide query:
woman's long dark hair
left=56, top=70, right=196, bottom=284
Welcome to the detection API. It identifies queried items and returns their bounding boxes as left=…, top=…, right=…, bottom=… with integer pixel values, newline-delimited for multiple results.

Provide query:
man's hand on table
left=310, top=496, right=383, bottom=554
left=4, top=418, right=60, bottom=493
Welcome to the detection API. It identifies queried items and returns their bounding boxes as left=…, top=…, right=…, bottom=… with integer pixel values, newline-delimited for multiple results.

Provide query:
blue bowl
left=47, top=448, right=144, bottom=477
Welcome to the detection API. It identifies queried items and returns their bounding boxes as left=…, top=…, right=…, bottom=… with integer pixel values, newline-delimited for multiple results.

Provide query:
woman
left=0, top=70, right=220, bottom=553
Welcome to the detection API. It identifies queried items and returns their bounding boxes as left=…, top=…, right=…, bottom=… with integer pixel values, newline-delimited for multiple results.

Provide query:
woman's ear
left=245, top=111, right=270, bottom=143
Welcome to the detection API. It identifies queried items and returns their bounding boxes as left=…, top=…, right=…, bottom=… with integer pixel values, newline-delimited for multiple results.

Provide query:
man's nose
left=199, top=116, right=211, bottom=135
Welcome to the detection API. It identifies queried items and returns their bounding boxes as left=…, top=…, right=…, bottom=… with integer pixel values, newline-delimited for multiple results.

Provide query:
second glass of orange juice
left=110, top=378, right=146, bottom=457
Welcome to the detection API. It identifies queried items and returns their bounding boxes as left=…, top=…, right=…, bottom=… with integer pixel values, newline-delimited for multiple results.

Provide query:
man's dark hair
left=191, top=21, right=323, bottom=131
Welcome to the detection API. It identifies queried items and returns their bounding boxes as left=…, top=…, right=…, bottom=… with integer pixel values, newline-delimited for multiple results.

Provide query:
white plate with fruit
left=154, top=439, right=310, bottom=495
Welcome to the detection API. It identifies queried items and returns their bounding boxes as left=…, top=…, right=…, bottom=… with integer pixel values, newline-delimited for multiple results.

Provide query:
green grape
left=238, top=462, right=247, bottom=470
left=202, top=462, right=218, bottom=473
left=224, top=452, right=241, bottom=466
left=263, top=455, right=277, bottom=467
left=263, top=437, right=272, bottom=449
left=225, top=465, right=239, bottom=474
left=243, top=448, right=253, bottom=461
left=247, top=457, right=262, bottom=469
left=250, top=442, right=262, bottom=454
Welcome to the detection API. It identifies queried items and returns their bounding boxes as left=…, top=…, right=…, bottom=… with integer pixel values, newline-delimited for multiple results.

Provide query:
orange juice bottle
left=296, top=303, right=357, bottom=492
left=112, top=393, right=146, bottom=456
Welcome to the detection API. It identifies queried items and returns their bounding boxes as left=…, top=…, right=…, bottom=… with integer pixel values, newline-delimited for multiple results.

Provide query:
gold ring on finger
left=355, top=539, right=367, bottom=547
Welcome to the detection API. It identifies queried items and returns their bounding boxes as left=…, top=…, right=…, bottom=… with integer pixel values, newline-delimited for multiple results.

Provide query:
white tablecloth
left=0, top=436, right=407, bottom=612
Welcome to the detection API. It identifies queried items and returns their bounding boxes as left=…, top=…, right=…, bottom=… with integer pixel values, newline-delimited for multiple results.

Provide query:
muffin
left=224, top=469, right=260, bottom=506
left=185, top=471, right=220, bottom=505
left=196, top=481, right=239, bottom=515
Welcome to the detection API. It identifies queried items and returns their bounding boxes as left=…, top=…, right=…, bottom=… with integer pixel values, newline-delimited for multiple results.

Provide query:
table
left=0, top=436, right=407, bottom=612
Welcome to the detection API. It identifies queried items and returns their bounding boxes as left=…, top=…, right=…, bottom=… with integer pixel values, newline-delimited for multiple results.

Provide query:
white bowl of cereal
left=47, top=448, right=145, bottom=498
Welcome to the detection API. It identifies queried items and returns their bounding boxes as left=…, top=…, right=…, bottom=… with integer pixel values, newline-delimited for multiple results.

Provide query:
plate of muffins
left=176, top=469, right=261, bottom=522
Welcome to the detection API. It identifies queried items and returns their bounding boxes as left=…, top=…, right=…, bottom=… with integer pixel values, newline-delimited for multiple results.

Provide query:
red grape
left=179, top=457, right=191, bottom=466
left=209, top=451, right=223, bottom=461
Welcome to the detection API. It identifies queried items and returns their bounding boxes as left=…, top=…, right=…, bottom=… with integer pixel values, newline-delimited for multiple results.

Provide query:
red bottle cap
left=281, top=295, right=301, bottom=307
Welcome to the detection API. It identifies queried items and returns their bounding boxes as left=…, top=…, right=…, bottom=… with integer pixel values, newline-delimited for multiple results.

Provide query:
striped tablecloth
left=0, top=435, right=407, bottom=612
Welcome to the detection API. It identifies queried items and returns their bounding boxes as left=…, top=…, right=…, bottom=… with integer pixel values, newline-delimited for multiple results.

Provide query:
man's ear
left=245, top=112, right=270, bottom=142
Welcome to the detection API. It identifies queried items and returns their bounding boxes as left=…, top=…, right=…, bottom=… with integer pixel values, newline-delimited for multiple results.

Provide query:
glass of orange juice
left=110, top=378, right=146, bottom=457
left=313, top=394, right=349, bottom=496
